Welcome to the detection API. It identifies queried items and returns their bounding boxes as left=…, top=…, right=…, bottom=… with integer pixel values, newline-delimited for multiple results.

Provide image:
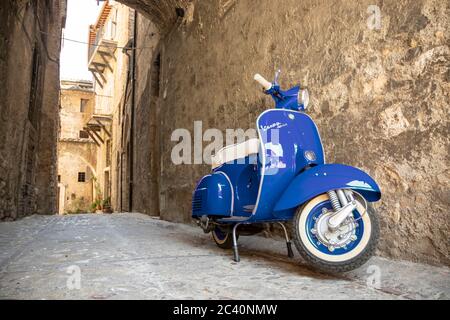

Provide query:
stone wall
left=0, top=0, right=66, bottom=220
left=126, top=0, right=449, bottom=266
left=59, top=84, right=95, bottom=139
left=132, top=14, right=161, bottom=216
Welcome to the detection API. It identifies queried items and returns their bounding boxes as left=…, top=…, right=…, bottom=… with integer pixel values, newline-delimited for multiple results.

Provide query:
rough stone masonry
left=0, top=1, right=66, bottom=220
left=118, top=0, right=449, bottom=266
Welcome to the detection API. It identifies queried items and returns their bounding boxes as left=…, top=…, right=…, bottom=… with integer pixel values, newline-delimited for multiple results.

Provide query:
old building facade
left=0, top=0, right=66, bottom=220
left=57, top=80, right=96, bottom=214
left=87, top=1, right=135, bottom=212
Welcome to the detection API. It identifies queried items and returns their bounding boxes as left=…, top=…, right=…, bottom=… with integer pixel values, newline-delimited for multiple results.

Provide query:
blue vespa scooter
left=192, top=70, right=381, bottom=272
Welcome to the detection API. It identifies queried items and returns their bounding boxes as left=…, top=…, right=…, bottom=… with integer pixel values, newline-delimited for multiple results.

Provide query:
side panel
left=192, top=173, right=233, bottom=217
left=253, top=109, right=324, bottom=219
left=214, top=155, right=258, bottom=216
left=273, top=164, right=381, bottom=212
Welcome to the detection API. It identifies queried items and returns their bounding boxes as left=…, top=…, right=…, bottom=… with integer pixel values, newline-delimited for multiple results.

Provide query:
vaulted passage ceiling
left=115, top=0, right=191, bottom=34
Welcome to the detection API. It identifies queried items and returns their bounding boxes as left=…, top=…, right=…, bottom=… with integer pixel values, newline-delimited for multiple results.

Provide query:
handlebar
left=254, top=70, right=308, bottom=111
left=254, top=73, right=272, bottom=90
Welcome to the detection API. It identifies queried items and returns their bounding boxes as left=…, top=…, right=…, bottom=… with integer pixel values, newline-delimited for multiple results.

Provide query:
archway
left=58, top=152, right=97, bottom=213
left=114, top=0, right=189, bottom=35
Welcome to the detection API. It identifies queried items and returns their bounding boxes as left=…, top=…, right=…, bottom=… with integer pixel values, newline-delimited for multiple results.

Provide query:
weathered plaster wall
left=57, top=149, right=95, bottom=213
left=115, top=0, right=450, bottom=266
left=58, top=84, right=96, bottom=213
left=0, top=0, right=66, bottom=220
left=128, top=0, right=450, bottom=266
left=60, top=86, right=95, bottom=139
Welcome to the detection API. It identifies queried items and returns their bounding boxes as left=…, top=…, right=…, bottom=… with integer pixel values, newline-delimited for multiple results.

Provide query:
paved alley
left=0, top=213, right=448, bottom=300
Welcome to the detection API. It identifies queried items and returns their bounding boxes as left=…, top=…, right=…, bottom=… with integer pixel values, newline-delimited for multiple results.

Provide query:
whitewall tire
left=292, top=194, right=379, bottom=273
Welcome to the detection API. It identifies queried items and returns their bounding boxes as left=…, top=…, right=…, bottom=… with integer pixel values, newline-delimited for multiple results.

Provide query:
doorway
left=104, top=170, right=110, bottom=200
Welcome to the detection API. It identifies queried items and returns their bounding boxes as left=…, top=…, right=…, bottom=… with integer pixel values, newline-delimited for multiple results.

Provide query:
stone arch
left=115, top=0, right=190, bottom=35
left=57, top=147, right=98, bottom=214
left=59, top=152, right=97, bottom=177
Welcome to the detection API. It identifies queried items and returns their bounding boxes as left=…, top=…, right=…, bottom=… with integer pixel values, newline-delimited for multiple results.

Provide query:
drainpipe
left=129, top=10, right=137, bottom=212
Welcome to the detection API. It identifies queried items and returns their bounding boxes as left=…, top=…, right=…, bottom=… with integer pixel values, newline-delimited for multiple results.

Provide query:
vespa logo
left=260, top=128, right=286, bottom=176
left=260, top=122, right=288, bottom=131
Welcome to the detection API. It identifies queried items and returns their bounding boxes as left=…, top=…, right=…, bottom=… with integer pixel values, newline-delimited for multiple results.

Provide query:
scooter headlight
left=297, top=88, right=309, bottom=110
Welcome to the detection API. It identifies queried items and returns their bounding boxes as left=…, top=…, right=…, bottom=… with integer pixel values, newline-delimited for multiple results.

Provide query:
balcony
left=88, top=23, right=117, bottom=87
left=83, top=114, right=112, bottom=147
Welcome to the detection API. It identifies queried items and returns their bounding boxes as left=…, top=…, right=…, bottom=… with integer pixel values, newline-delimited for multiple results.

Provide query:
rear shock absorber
left=327, top=190, right=341, bottom=212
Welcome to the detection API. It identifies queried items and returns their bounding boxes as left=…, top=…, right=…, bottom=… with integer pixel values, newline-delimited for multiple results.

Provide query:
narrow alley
left=1, top=0, right=449, bottom=303
left=0, top=213, right=448, bottom=300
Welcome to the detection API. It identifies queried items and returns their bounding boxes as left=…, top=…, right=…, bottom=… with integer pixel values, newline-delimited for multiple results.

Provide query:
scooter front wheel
left=292, top=193, right=379, bottom=273
left=212, top=226, right=237, bottom=249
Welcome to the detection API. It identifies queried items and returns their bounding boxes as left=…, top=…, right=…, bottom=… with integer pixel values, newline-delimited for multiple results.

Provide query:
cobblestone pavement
left=0, top=213, right=448, bottom=300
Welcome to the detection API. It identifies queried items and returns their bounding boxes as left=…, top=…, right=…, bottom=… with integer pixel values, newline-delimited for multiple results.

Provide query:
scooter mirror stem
left=274, top=69, right=281, bottom=85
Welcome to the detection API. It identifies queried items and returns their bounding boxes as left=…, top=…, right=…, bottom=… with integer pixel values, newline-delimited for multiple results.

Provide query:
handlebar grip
left=254, top=73, right=272, bottom=90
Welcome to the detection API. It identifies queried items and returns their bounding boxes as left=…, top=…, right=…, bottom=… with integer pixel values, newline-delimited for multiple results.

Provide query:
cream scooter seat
left=211, top=138, right=260, bottom=169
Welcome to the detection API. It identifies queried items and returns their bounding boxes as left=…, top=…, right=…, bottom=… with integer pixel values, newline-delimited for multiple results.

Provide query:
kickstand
left=277, top=222, right=294, bottom=258
left=232, top=223, right=241, bottom=262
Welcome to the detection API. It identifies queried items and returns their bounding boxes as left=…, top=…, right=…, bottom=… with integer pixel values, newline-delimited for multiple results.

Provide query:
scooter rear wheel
left=292, top=193, right=379, bottom=273
left=212, top=226, right=237, bottom=249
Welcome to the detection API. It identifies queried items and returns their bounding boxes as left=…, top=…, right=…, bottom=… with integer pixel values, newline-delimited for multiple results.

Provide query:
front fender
left=274, top=164, right=381, bottom=212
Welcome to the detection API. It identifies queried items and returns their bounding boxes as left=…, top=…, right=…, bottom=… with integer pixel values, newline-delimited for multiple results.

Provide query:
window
left=79, top=130, right=89, bottom=139
left=106, top=139, right=111, bottom=167
left=80, top=99, right=89, bottom=112
left=78, top=172, right=86, bottom=182
left=58, top=175, right=61, bottom=183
